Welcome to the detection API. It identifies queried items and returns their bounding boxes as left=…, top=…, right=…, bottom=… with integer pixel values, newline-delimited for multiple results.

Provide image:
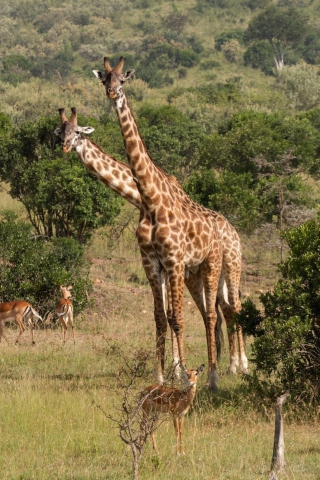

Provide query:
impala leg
left=69, top=313, right=75, bottom=345
left=151, top=432, right=159, bottom=454
left=14, top=315, right=25, bottom=345
left=0, top=320, right=9, bottom=343
left=25, top=312, right=35, bottom=345
left=179, top=416, right=185, bottom=455
left=30, top=322, right=35, bottom=345
left=60, top=318, right=67, bottom=344
left=173, top=416, right=185, bottom=455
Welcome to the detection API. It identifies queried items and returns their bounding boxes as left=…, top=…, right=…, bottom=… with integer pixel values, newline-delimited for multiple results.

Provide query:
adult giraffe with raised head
left=93, top=57, right=248, bottom=390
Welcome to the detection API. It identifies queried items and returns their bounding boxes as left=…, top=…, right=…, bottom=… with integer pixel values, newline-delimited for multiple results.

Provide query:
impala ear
left=54, top=127, right=62, bottom=136
left=67, top=285, right=73, bottom=290
left=81, top=126, right=95, bottom=135
left=92, top=70, right=103, bottom=79
left=197, top=364, right=205, bottom=375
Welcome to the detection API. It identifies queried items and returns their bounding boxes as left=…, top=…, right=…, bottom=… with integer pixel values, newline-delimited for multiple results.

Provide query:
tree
left=245, top=5, right=308, bottom=71
left=0, top=115, right=123, bottom=243
left=137, top=104, right=205, bottom=180
left=0, top=212, right=91, bottom=315
left=245, top=216, right=320, bottom=407
left=201, top=111, right=320, bottom=177
left=277, top=63, right=320, bottom=110
left=184, top=169, right=261, bottom=233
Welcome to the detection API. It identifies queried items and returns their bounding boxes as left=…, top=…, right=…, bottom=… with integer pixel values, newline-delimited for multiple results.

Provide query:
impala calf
left=0, top=301, right=42, bottom=345
left=141, top=364, right=204, bottom=455
left=55, top=285, right=75, bottom=345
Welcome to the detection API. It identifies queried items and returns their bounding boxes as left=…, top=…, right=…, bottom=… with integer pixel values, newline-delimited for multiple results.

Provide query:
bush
left=246, top=217, right=320, bottom=406
left=0, top=115, right=123, bottom=243
left=215, top=29, right=245, bottom=50
left=221, top=39, right=244, bottom=64
left=243, top=41, right=274, bottom=75
left=0, top=212, right=91, bottom=315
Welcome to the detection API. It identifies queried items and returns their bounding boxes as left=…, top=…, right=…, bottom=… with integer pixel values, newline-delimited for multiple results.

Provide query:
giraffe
left=55, top=107, right=247, bottom=385
left=93, top=57, right=248, bottom=390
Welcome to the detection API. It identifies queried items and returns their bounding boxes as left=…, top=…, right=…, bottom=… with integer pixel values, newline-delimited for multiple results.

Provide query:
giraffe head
left=54, top=107, right=95, bottom=153
left=93, top=56, right=135, bottom=100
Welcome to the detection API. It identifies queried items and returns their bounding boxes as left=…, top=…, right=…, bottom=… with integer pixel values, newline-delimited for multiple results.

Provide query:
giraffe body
left=93, top=57, right=248, bottom=389
left=56, top=106, right=248, bottom=387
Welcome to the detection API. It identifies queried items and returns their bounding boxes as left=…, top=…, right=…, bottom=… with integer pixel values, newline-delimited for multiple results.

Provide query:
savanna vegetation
left=0, top=0, right=320, bottom=478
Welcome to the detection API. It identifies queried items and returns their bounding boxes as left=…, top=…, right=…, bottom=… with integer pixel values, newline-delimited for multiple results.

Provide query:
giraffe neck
left=75, top=137, right=141, bottom=209
left=114, top=93, right=166, bottom=203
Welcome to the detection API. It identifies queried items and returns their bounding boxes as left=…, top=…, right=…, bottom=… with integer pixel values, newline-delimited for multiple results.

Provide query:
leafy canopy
left=0, top=212, right=91, bottom=315
left=0, top=114, right=123, bottom=243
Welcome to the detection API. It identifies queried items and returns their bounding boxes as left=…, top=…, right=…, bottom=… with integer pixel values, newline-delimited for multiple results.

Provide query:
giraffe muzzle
left=62, top=146, right=72, bottom=154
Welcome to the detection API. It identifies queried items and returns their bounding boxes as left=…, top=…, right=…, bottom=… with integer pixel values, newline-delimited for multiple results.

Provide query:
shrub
left=246, top=217, right=320, bottom=406
left=0, top=212, right=91, bottom=315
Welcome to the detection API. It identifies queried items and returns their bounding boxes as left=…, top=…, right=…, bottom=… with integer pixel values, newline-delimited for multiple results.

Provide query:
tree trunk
left=269, top=391, right=290, bottom=479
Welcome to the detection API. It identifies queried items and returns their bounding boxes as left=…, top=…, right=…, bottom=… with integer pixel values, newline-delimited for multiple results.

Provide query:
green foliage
left=138, top=44, right=200, bottom=88
left=137, top=104, right=205, bottom=179
left=0, top=115, right=123, bottom=243
left=299, top=30, right=320, bottom=65
left=0, top=212, right=91, bottom=314
left=245, top=5, right=309, bottom=68
left=184, top=169, right=261, bottom=232
left=247, top=217, right=320, bottom=405
left=184, top=110, right=319, bottom=232
left=215, top=29, right=245, bottom=50
left=277, top=63, right=320, bottom=111
left=243, top=41, right=274, bottom=75
left=204, top=110, right=320, bottom=176
left=1, top=54, right=33, bottom=85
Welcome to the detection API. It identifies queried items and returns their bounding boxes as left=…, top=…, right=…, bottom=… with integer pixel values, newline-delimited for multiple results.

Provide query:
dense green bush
left=215, top=29, right=245, bottom=50
left=202, top=110, right=320, bottom=176
left=0, top=115, right=123, bottom=243
left=245, top=217, right=320, bottom=406
left=137, top=44, right=200, bottom=87
left=184, top=169, right=261, bottom=232
left=243, top=41, right=274, bottom=75
left=137, top=104, right=205, bottom=179
left=0, top=212, right=91, bottom=315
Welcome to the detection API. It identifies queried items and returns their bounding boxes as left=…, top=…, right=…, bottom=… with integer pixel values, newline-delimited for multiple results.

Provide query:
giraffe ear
left=54, top=127, right=62, bottom=136
left=122, top=69, right=135, bottom=82
left=80, top=126, right=95, bottom=135
left=92, top=70, right=103, bottom=80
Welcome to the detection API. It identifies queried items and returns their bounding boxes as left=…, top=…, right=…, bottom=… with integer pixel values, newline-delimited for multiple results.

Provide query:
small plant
left=94, top=343, right=163, bottom=480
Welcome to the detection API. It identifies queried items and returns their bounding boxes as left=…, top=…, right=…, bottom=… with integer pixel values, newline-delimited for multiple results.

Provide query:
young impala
left=55, top=285, right=75, bottom=345
left=0, top=300, right=42, bottom=345
left=141, top=364, right=204, bottom=455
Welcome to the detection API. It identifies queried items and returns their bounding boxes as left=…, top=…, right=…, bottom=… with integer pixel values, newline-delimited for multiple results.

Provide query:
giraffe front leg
left=166, top=263, right=187, bottom=381
left=202, top=253, right=222, bottom=391
left=162, top=271, right=181, bottom=380
left=140, top=249, right=168, bottom=384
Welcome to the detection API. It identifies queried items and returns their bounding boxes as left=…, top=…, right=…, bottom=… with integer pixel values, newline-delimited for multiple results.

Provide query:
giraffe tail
left=215, top=301, right=224, bottom=362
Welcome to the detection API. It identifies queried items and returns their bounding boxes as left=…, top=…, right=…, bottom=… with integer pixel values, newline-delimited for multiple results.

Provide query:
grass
left=0, top=327, right=320, bottom=479
left=0, top=193, right=319, bottom=479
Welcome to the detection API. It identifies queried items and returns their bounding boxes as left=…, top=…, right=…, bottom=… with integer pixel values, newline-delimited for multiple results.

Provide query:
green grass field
left=0, top=194, right=319, bottom=479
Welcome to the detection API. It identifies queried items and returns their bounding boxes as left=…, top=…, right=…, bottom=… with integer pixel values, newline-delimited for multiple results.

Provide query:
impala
left=0, top=300, right=42, bottom=344
left=55, top=285, right=75, bottom=344
left=141, top=364, right=204, bottom=455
